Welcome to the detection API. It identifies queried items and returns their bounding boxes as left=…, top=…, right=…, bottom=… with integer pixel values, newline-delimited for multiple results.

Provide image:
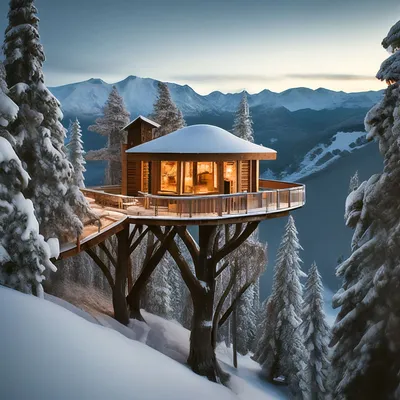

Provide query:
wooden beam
left=98, top=242, right=117, bottom=269
left=86, top=248, right=115, bottom=288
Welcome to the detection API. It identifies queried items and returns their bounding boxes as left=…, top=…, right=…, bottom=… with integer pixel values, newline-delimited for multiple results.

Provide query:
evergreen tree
left=167, top=259, right=184, bottom=320
left=232, top=91, right=254, bottom=142
left=253, top=216, right=308, bottom=398
left=0, top=62, right=6, bottom=93
left=348, top=170, right=359, bottom=193
left=236, top=284, right=256, bottom=355
left=87, top=86, right=130, bottom=185
left=330, top=20, right=400, bottom=400
left=149, top=81, right=185, bottom=138
left=143, top=255, right=173, bottom=319
left=3, top=0, right=96, bottom=241
left=0, top=73, right=55, bottom=297
left=301, top=262, right=330, bottom=400
left=68, top=118, right=86, bottom=188
left=252, top=297, right=270, bottom=360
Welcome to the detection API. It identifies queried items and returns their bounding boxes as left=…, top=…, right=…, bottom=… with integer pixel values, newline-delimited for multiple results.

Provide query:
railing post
left=245, top=193, right=248, bottom=214
left=218, top=197, right=223, bottom=216
left=277, top=190, right=280, bottom=210
left=288, top=189, right=291, bottom=208
left=189, top=199, right=192, bottom=218
left=76, top=234, right=81, bottom=253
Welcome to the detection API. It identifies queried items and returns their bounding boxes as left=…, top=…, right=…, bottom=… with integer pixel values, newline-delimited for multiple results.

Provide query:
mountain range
left=49, top=75, right=384, bottom=118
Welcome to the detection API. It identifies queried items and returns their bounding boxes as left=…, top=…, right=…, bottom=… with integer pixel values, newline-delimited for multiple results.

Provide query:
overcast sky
left=0, top=0, right=398, bottom=94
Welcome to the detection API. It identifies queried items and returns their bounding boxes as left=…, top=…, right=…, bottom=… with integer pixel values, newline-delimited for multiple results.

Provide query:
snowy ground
left=0, top=286, right=288, bottom=400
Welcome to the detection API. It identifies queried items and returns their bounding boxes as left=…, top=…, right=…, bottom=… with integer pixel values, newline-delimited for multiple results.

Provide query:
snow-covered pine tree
left=167, top=258, right=184, bottom=321
left=0, top=62, right=7, bottom=93
left=249, top=277, right=261, bottom=349
left=301, top=262, right=330, bottom=400
left=232, top=91, right=254, bottom=142
left=253, top=216, right=308, bottom=398
left=348, top=170, right=359, bottom=193
left=68, top=118, right=86, bottom=188
left=330, top=20, right=400, bottom=400
left=142, top=253, right=173, bottom=319
left=0, top=72, right=56, bottom=297
left=149, top=81, right=185, bottom=138
left=236, top=284, right=256, bottom=355
left=87, top=86, right=130, bottom=185
left=3, top=0, right=96, bottom=241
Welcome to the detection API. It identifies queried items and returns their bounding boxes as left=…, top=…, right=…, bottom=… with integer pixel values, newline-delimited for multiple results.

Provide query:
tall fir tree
left=236, top=284, right=257, bottom=355
left=149, top=81, right=185, bottom=138
left=253, top=216, right=309, bottom=399
left=330, top=19, right=400, bottom=400
left=67, top=118, right=86, bottom=188
left=0, top=71, right=56, bottom=296
left=142, top=251, right=173, bottom=320
left=301, top=262, right=330, bottom=400
left=167, top=259, right=184, bottom=320
left=232, top=91, right=254, bottom=142
left=3, top=0, right=96, bottom=241
left=87, top=86, right=130, bottom=185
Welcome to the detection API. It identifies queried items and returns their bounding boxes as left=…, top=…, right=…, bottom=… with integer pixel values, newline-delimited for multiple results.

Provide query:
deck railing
left=82, top=179, right=305, bottom=219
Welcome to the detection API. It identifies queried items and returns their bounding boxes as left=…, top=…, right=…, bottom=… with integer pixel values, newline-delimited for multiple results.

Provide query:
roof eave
left=125, top=152, right=277, bottom=162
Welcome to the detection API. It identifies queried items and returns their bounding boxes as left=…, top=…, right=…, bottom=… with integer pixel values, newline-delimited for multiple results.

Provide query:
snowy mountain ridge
left=49, top=75, right=385, bottom=117
left=275, top=131, right=369, bottom=182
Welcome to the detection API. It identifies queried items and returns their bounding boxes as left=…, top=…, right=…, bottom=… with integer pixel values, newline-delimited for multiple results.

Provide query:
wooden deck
left=81, top=179, right=305, bottom=222
left=58, top=179, right=305, bottom=258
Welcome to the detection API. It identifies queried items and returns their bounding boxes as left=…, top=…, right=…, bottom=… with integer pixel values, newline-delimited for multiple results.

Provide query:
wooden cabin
left=122, top=122, right=277, bottom=197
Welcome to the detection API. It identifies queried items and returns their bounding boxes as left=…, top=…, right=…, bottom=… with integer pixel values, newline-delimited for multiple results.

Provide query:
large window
left=183, top=161, right=218, bottom=194
left=161, top=161, right=178, bottom=193
left=224, top=161, right=237, bottom=194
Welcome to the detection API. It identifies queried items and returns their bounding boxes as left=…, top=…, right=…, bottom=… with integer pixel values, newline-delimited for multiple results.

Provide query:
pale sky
left=0, top=0, right=398, bottom=94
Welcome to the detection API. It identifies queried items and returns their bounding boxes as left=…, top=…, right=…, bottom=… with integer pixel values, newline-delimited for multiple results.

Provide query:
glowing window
left=160, top=161, right=178, bottom=193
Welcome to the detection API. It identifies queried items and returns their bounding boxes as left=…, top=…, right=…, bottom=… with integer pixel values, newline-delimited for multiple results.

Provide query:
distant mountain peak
left=86, top=78, right=106, bottom=85
left=49, top=75, right=384, bottom=117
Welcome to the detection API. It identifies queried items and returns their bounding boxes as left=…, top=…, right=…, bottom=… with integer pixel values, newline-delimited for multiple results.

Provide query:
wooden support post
left=114, top=226, right=130, bottom=325
left=76, top=234, right=80, bottom=253
left=277, top=190, right=280, bottom=210
left=232, top=304, right=238, bottom=369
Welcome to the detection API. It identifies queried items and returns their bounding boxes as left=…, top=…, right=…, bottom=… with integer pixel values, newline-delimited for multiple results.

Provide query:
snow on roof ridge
left=122, top=115, right=161, bottom=130
left=127, top=124, right=277, bottom=155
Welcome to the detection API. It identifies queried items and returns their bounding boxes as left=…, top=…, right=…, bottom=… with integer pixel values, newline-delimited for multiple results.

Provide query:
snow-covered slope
left=0, top=286, right=286, bottom=400
left=49, top=76, right=384, bottom=117
left=0, top=286, right=236, bottom=400
left=279, top=131, right=368, bottom=181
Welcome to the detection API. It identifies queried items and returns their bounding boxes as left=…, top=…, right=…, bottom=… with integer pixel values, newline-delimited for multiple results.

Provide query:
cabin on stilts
left=58, top=115, right=307, bottom=380
left=80, top=116, right=305, bottom=221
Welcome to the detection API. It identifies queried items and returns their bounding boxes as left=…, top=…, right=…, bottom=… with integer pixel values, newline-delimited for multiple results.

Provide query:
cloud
left=286, top=73, right=376, bottom=81
left=172, top=73, right=376, bottom=83
left=171, top=74, right=278, bottom=82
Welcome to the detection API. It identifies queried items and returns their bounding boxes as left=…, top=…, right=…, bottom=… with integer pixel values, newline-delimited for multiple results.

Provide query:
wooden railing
left=82, top=179, right=305, bottom=219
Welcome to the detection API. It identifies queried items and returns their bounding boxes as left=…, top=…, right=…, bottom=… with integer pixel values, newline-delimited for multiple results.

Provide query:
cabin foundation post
left=113, top=226, right=130, bottom=325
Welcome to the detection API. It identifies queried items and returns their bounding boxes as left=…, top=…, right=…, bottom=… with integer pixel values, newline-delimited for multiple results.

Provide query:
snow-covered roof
left=126, top=124, right=277, bottom=161
left=122, top=115, right=160, bottom=130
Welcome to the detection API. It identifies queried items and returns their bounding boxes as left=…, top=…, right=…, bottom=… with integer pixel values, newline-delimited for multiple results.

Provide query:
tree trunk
left=187, top=225, right=229, bottom=383
left=126, top=227, right=176, bottom=321
left=113, top=227, right=129, bottom=325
